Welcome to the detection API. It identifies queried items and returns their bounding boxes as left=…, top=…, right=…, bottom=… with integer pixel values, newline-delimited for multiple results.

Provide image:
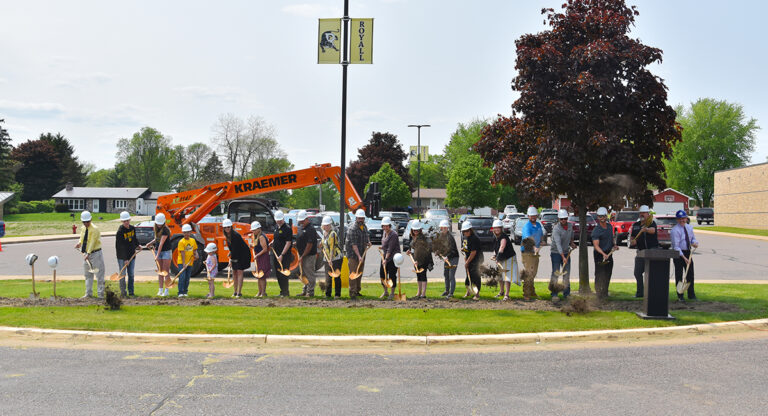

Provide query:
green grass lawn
left=1, top=280, right=766, bottom=335
left=704, top=226, right=768, bottom=237
left=3, top=212, right=124, bottom=237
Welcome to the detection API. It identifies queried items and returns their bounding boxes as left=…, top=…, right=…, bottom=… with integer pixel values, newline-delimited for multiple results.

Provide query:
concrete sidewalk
left=694, top=228, right=768, bottom=241
left=1, top=232, right=117, bottom=245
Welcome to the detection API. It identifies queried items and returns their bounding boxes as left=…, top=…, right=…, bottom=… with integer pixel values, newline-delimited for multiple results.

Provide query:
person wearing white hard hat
left=248, top=221, right=271, bottom=298
left=491, top=219, right=518, bottom=301
left=115, top=211, right=140, bottom=297
left=143, top=213, right=173, bottom=296
left=520, top=206, right=543, bottom=301
left=406, top=220, right=433, bottom=299
left=204, top=243, right=218, bottom=298
left=346, top=209, right=370, bottom=299
left=175, top=223, right=199, bottom=297
left=592, top=207, right=618, bottom=299
left=550, top=209, right=576, bottom=300
left=73, top=210, right=106, bottom=298
left=321, top=216, right=343, bottom=299
left=271, top=211, right=293, bottom=297
left=295, top=210, right=319, bottom=297
left=433, top=219, right=459, bottom=298
left=378, top=216, right=400, bottom=300
left=223, top=219, right=250, bottom=298
left=629, top=204, right=658, bottom=297
left=460, top=220, right=483, bottom=300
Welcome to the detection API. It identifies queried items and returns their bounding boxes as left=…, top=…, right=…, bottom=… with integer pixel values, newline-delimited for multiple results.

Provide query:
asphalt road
left=1, top=335, right=767, bottom=415
left=1, top=230, right=767, bottom=282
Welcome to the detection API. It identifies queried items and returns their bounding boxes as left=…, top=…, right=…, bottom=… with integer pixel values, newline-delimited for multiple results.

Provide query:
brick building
left=714, top=162, right=768, bottom=229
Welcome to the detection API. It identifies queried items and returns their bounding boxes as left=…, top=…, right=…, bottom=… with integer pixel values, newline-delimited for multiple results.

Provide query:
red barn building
left=652, top=188, right=692, bottom=213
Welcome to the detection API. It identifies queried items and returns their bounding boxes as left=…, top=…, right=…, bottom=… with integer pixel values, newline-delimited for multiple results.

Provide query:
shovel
left=393, top=268, right=406, bottom=302
left=631, top=215, right=654, bottom=245
left=153, top=256, right=169, bottom=277
left=465, top=265, right=479, bottom=296
left=377, top=248, right=393, bottom=289
left=348, top=246, right=370, bottom=280
left=288, top=247, right=300, bottom=271
left=408, top=253, right=424, bottom=273
left=30, top=263, right=39, bottom=298
left=52, top=269, right=57, bottom=299
left=110, top=250, right=139, bottom=281
left=598, top=246, right=618, bottom=265
left=271, top=247, right=292, bottom=276
left=676, top=247, right=696, bottom=295
left=166, top=255, right=194, bottom=289
left=74, top=247, right=99, bottom=274
left=298, top=261, right=309, bottom=285
left=439, top=254, right=456, bottom=269
left=323, top=250, right=341, bottom=278
left=250, top=240, right=265, bottom=278
left=554, top=249, right=573, bottom=276
left=222, top=263, right=233, bottom=288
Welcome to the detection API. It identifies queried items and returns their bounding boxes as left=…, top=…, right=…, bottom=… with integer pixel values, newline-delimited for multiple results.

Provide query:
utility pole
left=338, top=0, right=350, bottom=246
left=408, top=124, right=430, bottom=219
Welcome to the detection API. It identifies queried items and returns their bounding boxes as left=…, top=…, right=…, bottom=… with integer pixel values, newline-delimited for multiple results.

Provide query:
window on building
left=63, top=199, right=84, bottom=210
left=664, top=195, right=674, bottom=202
left=114, top=200, right=127, bottom=209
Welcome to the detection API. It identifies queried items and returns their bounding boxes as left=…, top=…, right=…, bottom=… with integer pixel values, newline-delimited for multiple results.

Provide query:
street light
left=408, top=124, right=430, bottom=219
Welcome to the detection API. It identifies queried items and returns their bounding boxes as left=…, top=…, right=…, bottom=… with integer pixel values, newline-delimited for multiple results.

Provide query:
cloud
left=54, top=72, right=114, bottom=88
left=0, top=100, right=66, bottom=118
left=281, top=3, right=341, bottom=17
left=175, top=86, right=242, bottom=102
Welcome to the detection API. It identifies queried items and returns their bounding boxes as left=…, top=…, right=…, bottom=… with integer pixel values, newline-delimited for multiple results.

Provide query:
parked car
left=305, top=208, right=320, bottom=215
left=696, top=208, right=714, bottom=225
left=611, top=210, right=639, bottom=245
left=379, top=210, right=409, bottom=236
left=366, top=217, right=383, bottom=244
left=458, top=216, right=495, bottom=249
left=318, top=211, right=340, bottom=227
left=540, top=208, right=557, bottom=214
left=402, top=219, right=440, bottom=252
left=0, top=220, right=5, bottom=238
left=654, top=215, right=677, bottom=248
left=503, top=205, right=518, bottom=215
left=503, top=213, right=525, bottom=234
left=538, top=212, right=560, bottom=243
left=513, top=217, right=528, bottom=244
left=569, top=214, right=597, bottom=243
left=424, top=208, right=451, bottom=230
left=135, top=220, right=156, bottom=246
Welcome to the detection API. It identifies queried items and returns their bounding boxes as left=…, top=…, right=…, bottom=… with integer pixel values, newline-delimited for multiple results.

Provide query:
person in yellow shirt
left=74, top=210, right=105, bottom=298
left=175, top=224, right=199, bottom=297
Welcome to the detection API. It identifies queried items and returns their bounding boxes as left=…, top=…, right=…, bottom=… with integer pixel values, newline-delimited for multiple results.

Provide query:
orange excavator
left=154, top=163, right=363, bottom=276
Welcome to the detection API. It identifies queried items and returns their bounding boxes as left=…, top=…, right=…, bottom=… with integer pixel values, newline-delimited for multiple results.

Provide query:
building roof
left=653, top=187, right=693, bottom=200
left=0, top=191, right=15, bottom=204
left=147, top=192, right=172, bottom=200
left=412, top=188, right=447, bottom=199
left=52, top=187, right=149, bottom=199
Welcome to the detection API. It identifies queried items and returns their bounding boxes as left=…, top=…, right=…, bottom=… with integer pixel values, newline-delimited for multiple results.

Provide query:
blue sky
left=1, top=0, right=766, bottom=174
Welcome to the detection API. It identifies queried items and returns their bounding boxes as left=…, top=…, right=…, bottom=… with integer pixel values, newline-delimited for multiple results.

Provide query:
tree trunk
left=578, top=207, right=591, bottom=294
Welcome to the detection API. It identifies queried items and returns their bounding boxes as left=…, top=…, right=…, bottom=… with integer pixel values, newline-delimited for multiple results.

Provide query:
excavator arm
left=156, top=163, right=363, bottom=229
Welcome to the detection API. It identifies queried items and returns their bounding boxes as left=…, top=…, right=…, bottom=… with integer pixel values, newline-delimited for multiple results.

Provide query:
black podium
left=636, top=249, right=677, bottom=320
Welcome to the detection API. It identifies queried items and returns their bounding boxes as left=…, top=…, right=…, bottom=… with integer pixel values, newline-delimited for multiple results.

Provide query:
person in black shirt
left=461, top=222, right=483, bottom=300
left=629, top=205, right=658, bottom=297
left=271, top=211, right=293, bottom=297
left=296, top=211, right=319, bottom=297
left=223, top=219, right=250, bottom=298
left=115, top=211, right=140, bottom=297
left=491, top=219, right=516, bottom=301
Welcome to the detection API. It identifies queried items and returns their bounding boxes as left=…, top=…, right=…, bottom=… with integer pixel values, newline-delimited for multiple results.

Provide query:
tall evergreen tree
left=11, top=139, right=63, bottom=200
left=39, top=132, right=87, bottom=186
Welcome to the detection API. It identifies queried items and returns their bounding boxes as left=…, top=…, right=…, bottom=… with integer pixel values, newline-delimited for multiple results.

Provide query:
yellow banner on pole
left=318, top=18, right=341, bottom=64
left=350, top=18, right=373, bottom=64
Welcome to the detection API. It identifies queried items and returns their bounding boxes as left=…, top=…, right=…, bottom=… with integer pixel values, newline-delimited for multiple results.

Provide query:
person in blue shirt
left=671, top=210, right=699, bottom=301
left=520, top=206, right=543, bottom=300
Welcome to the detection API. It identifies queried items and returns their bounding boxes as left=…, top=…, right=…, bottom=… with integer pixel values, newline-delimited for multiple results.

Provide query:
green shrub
left=14, top=200, right=55, bottom=214
left=54, top=203, right=69, bottom=213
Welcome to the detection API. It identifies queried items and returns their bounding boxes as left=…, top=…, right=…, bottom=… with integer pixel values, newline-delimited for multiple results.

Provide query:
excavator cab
left=227, top=199, right=278, bottom=233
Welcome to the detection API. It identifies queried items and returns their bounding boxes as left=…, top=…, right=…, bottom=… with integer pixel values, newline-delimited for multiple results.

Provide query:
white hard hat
left=181, top=224, right=193, bottom=232
left=439, top=219, right=450, bottom=228
left=411, top=221, right=422, bottom=230
left=119, top=211, right=131, bottom=221
left=204, top=243, right=217, bottom=253
left=222, top=218, right=233, bottom=228
left=596, top=207, right=608, bottom=216
left=639, top=205, right=650, bottom=213
left=297, top=210, right=308, bottom=222
left=461, top=221, right=473, bottom=231
left=321, top=215, right=333, bottom=226
left=80, top=210, right=92, bottom=222
left=48, top=256, right=59, bottom=269
left=355, top=209, right=366, bottom=218
left=393, top=253, right=405, bottom=268
left=558, top=209, right=569, bottom=219
left=526, top=206, right=538, bottom=216
left=25, top=253, right=38, bottom=266
left=250, top=221, right=261, bottom=231
left=274, top=211, right=285, bottom=221
left=492, top=219, right=504, bottom=228
left=381, top=216, right=392, bottom=226
left=154, top=213, right=166, bottom=225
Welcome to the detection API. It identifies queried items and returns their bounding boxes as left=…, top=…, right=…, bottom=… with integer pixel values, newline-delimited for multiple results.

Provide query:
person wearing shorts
left=405, top=221, right=432, bottom=299
left=147, top=213, right=172, bottom=297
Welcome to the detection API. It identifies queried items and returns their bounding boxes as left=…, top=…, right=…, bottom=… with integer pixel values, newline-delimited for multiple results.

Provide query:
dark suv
left=696, top=208, right=714, bottom=225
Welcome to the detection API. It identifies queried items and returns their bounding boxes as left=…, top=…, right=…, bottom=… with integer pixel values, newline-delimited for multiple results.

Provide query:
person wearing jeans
left=592, top=207, right=618, bottom=299
left=175, top=224, right=199, bottom=297
left=435, top=220, right=459, bottom=298
left=115, top=211, right=139, bottom=297
left=550, top=209, right=575, bottom=300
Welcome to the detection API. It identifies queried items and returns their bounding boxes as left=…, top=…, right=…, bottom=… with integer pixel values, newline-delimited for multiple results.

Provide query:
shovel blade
left=299, top=275, right=309, bottom=285
left=676, top=281, right=685, bottom=295
left=348, top=272, right=362, bottom=280
left=109, top=273, right=120, bottom=281
left=384, top=279, right=393, bottom=289
left=222, top=281, right=233, bottom=288
left=254, top=271, right=265, bottom=278
left=279, top=269, right=292, bottom=276
left=329, top=270, right=341, bottom=278
left=394, top=294, right=407, bottom=302
left=414, top=268, right=425, bottom=274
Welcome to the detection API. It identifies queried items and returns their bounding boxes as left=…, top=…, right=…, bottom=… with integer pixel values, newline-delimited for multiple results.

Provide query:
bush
left=54, top=203, right=69, bottom=213
left=14, top=199, right=56, bottom=214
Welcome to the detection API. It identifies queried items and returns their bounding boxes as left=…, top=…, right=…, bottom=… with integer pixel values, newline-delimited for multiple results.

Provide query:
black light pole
left=408, top=124, right=430, bottom=219
left=339, top=0, right=350, bottom=246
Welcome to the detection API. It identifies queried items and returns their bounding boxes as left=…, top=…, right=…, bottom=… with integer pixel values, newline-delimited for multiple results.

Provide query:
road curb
left=1, top=318, right=767, bottom=350
left=1, top=232, right=117, bottom=245
left=694, top=229, right=768, bottom=241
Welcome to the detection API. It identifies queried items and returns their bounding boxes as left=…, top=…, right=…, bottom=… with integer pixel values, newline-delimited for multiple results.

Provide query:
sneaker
left=156, top=288, right=163, bottom=296
left=206, top=294, right=213, bottom=299
left=494, top=293, right=503, bottom=299
left=551, top=295, right=560, bottom=303
left=81, top=294, right=92, bottom=299
left=379, top=292, right=389, bottom=299
left=440, top=291, right=448, bottom=297
left=163, top=288, right=169, bottom=297
left=502, top=296, right=510, bottom=301
left=178, top=294, right=184, bottom=298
